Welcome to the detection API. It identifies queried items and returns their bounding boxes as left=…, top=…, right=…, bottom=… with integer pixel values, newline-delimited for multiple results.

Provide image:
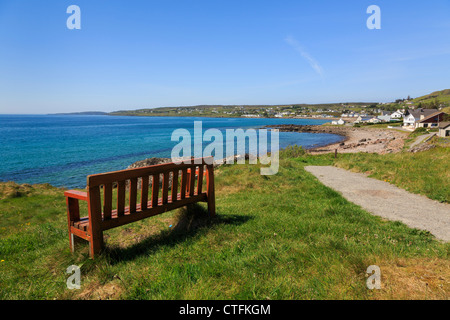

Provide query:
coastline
left=1, top=116, right=406, bottom=189
left=265, top=124, right=408, bottom=154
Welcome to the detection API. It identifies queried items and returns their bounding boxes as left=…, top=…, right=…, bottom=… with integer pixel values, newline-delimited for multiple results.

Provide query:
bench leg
left=206, top=165, right=216, bottom=217
left=66, top=196, right=81, bottom=254
left=89, top=231, right=104, bottom=259
left=207, top=197, right=216, bottom=217
left=87, top=186, right=103, bottom=258
left=69, top=233, right=75, bottom=253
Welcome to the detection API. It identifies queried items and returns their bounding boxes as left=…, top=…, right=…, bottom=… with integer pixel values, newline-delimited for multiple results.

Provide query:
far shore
left=48, top=112, right=339, bottom=121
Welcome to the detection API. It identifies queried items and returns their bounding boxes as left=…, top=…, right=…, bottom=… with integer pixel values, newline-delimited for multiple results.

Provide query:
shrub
left=280, top=145, right=306, bottom=158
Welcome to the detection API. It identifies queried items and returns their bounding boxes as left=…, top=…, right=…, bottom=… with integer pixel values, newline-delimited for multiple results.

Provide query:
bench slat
left=117, top=180, right=126, bottom=216
left=101, top=193, right=207, bottom=231
left=72, top=192, right=207, bottom=232
left=103, top=183, right=113, bottom=220
left=151, top=174, right=160, bottom=208
left=129, top=177, right=138, bottom=213
left=171, top=170, right=179, bottom=202
left=87, top=157, right=213, bottom=187
left=180, top=168, right=188, bottom=199
left=141, top=176, right=149, bottom=210
left=197, top=165, right=204, bottom=195
left=189, top=166, right=195, bottom=197
left=162, top=172, right=169, bottom=205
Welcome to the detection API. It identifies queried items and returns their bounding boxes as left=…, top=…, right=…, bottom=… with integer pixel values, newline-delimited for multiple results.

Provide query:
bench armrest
left=64, top=190, right=88, bottom=201
left=65, top=190, right=88, bottom=225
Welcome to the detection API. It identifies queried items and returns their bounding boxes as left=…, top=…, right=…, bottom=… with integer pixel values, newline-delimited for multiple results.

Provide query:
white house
left=416, top=111, right=447, bottom=128
left=390, top=110, right=404, bottom=119
left=403, top=113, right=416, bottom=127
left=331, top=118, right=345, bottom=125
left=354, top=116, right=371, bottom=123
left=403, top=108, right=439, bottom=128
left=368, top=117, right=382, bottom=124
left=438, top=122, right=450, bottom=137
left=377, top=115, right=391, bottom=122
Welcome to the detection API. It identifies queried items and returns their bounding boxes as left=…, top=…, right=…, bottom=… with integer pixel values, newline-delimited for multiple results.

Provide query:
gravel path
left=409, top=133, right=435, bottom=150
left=305, top=166, right=450, bottom=242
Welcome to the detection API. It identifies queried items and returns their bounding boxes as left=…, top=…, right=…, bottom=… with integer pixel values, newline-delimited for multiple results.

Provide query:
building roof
left=438, top=121, right=450, bottom=129
left=407, top=108, right=439, bottom=120
left=417, top=111, right=445, bottom=123
left=377, top=115, right=391, bottom=121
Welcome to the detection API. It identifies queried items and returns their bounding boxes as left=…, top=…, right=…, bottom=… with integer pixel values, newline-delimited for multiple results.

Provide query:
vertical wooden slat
left=189, top=166, right=195, bottom=197
left=117, top=180, right=126, bottom=216
left=141, top=176, right=149, bottom=210
left=88, top=186, right=104, bottom=258
left=151, top=174, right=160, bottom=207
left=66, top=196, right=80, bottom=253
left=196, top=165, right=204, bottom=195
left=103, top=183, right=112, bottom=220
left=162, top=172, right=169, bottom=204
left=180, top=168, right=188, bottom=199
left=129, top=177, right=138, bottom=213
left=66, top=197, right=80, bottom=224
left=171, top=170, right=179, bottom=202
left=206, top=164, right=216, bottom=217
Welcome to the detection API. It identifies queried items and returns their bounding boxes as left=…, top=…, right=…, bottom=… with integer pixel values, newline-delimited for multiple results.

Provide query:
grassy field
left=412, top=89, right=450, bottom=105
left=334, top=136, right=450, bottom=203
left=0, top=151, right=449, bottom=300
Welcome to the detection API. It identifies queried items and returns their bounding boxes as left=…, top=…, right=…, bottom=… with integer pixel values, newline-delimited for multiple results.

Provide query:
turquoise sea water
left=0, top=115, right=343, bottom=188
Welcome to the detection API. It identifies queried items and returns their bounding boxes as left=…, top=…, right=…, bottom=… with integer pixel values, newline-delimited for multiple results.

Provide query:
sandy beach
left=265, top=124, right=409, bottom=154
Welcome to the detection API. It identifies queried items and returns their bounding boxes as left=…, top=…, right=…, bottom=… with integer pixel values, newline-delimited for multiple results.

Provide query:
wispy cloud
left=284, top=36, right=324, bottom=77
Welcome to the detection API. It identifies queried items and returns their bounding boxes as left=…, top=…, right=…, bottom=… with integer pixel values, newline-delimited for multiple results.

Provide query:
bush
left=409, top=127, right=428, bottom=138
left=280, top=145, right=306, bottom=158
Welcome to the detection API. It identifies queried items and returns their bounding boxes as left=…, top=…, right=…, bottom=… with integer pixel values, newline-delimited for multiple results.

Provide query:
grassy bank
left=0, top=152, right=448, bottom=300
left=333, top=138, right=450, bottom=203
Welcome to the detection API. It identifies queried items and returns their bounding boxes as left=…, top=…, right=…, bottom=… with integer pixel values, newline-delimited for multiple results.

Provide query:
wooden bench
left=64, top=157, right=215, bottom=258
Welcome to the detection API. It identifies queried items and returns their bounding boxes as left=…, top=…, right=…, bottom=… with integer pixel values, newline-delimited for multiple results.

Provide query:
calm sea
left=0, top=115, right=343, bottom=188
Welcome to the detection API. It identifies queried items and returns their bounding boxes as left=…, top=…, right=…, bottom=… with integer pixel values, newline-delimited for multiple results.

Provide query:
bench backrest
left=86, top=157, right=214, bottom=231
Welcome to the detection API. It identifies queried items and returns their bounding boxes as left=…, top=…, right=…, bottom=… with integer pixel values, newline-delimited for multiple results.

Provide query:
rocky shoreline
left=265, top=124, right=408, bottom=154
left=128, top=125, right=409, bottom=173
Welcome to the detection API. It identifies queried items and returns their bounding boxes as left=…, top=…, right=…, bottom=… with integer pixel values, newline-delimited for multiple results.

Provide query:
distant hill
left=52, top=111, right=108, bottom=115
left=412, top=89, right=450, bottom=104
left=109, top=102, right=377, bottom=118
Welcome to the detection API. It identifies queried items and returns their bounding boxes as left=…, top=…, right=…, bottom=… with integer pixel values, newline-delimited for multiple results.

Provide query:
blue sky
left=1, top=0, right=450, bottom=114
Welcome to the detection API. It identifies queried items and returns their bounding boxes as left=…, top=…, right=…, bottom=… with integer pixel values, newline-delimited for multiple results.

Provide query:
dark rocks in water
left=127, top=157, right=173, bottom=189
left=127, top=157, right=172, bottom=169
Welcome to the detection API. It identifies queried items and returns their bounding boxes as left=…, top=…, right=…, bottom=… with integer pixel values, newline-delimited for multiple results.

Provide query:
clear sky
left=1, top=0, right=449, bottom=114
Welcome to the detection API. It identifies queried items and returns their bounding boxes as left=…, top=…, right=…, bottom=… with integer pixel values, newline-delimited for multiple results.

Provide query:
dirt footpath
left=304, top=166, right=450, bottom=242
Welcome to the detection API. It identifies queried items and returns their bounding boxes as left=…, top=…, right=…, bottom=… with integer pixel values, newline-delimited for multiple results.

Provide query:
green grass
left=333, top=146, right=450, bottom=203
left=412, top=89, right=450, bottom=105
left=0, top=154, right=449, bottom=300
